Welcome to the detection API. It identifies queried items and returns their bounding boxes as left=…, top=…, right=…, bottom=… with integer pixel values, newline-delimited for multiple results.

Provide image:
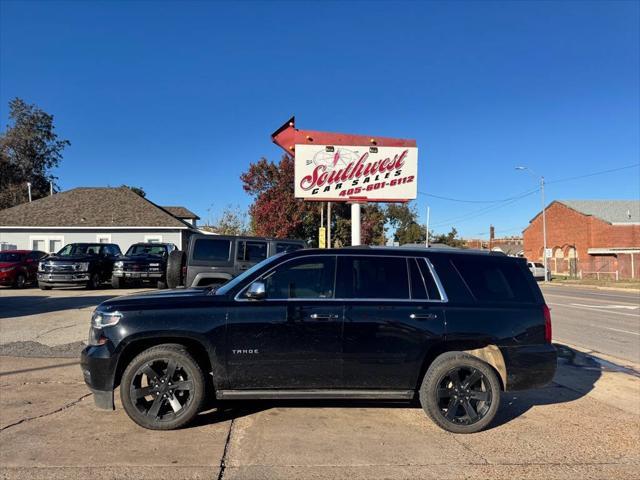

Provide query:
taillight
left=543, top=304, right=552, bottom=343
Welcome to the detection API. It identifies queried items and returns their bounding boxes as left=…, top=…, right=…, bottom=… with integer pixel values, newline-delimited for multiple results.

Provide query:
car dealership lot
left=1, top=286, right=639, bottom=479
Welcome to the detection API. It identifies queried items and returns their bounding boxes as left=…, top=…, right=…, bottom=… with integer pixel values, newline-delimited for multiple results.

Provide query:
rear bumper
left=81, top=344, right=118, bottom=410
left=500, top=343, right=557, bottom=391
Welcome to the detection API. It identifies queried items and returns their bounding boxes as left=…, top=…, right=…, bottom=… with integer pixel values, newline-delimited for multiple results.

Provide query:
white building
left=0, top=187, right=198, bottom=253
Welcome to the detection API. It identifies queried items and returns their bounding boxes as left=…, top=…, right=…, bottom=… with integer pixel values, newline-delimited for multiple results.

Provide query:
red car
left=0, top=250, right=48, bottom=288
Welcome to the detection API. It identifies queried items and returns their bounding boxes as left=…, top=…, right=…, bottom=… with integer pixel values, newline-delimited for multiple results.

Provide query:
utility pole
left=516, top=166, right=549, bottom=282
left=27, top=182, right=32, bottom=202
left=49, top=181, right=53, bottom=196
left=351, top=203, right=361, bottom=246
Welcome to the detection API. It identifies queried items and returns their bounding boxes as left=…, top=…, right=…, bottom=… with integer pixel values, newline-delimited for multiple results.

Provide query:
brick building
left=523, top=200, right=640, bottom=280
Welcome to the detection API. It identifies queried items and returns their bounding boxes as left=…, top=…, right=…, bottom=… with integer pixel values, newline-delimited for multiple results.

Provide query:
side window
left=192, top=239, right=231, bottom=262
left=275, top=242, right=303, bottom=254
left=337, top=256, right=409, bottom=299
left=452, top=258, right=535, bottom=303
left=87, top=245, right=101, bottom=255
left=409, top=258, right=428, bottom=300
left=261, top=256, right=335, bottom=299
left=417, top=259, right=443, bottom=300
left=237, top=241, right=267, bottom=262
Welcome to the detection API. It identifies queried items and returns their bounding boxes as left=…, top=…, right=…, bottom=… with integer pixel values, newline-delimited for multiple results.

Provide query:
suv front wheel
left=420, top=352, right=501, bottom=434
left=120, top=344, right=205, bottom=430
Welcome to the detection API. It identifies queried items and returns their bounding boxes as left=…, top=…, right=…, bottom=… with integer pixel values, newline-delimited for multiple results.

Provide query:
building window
left=30, top=236, right=64, bottom=253
left=97, top=234, right=111, bottom=244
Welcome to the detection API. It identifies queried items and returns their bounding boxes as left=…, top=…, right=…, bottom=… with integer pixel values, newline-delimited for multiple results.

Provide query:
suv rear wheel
left=120, top=344, right=205, bottom=430
left=419, top=352, right=500, bottom=434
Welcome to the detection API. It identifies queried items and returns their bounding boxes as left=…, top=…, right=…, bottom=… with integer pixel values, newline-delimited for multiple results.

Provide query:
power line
left=418, top=189, right=538, bottom=204
left=546, top=163, right=640, bottom=185
left=430, top=188, right=540, bottom=229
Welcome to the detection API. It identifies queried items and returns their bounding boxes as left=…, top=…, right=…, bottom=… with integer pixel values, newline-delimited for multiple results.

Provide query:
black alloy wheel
left=120, top=345, right=205, bottom=430
left=420, top=352, right=501, bottom=434
left=435, top=366, right=492, bottom=426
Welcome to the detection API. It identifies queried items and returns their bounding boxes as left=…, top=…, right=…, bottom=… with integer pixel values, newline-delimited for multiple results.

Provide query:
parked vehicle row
left=0, top=235, right=306, bottom=290
left=81, top=246, right=556, bottom=433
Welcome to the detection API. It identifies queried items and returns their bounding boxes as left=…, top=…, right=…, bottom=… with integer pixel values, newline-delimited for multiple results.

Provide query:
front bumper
left=500, top=343, right=557, bottom=391
left=81, top=343, right=118, bottom=410
left=38, top=272, right=90, bottom=284
left=112, top=270, right=162, bottom=279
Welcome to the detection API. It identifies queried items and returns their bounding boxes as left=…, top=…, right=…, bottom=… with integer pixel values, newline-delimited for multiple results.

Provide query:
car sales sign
left=294, top=144, right=418, bottom=202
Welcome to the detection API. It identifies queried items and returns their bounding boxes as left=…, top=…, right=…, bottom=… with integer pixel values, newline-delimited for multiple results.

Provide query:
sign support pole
left=327, top=202, right=332, bottom=249
left=351, top=203, right=361, bottom=246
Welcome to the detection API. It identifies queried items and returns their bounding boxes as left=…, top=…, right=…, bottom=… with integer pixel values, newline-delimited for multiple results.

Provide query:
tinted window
left=0, top=252, right=23, bottom=262
left=192, top=239, right=231, bottom=262
left=337, top=256, right=409, bottom=299
left=261, top=256, right=335, bottom=299
left=127, top=244, right=167, bottom=256
left=453, top=258, right=534, bottom=303
left=275, top=242, right=303, bottom=254
left=237, top=241, right=267, bottom=262
left=409, top=258, right=428, bottom=300
left=417, top=259, right=443, bottom=300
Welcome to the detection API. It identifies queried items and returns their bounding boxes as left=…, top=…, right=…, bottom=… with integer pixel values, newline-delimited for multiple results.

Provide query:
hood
left=98, top=287, right=225, bottom=311
left=44, top=254, right=98, bottom=263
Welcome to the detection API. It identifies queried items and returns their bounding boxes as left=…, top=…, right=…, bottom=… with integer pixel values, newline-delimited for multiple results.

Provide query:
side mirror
left=245, top=281, right=266, bottom=300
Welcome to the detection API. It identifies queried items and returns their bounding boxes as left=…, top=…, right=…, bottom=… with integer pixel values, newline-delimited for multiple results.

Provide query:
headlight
left=74, top=262, right=89, bottom=271
left=91, top=310, right=122, bottom=329
left=38, top=262, right=45, bottom=272
left=114, top=261, right=124, bottom=268
left=0, top=266, right=15, bottom=273
left=149, top=263, right=159, bottom=267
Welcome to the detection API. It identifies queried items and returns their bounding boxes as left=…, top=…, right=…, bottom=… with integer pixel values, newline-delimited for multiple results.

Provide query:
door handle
left=410, top=313, right=438, bottom=320
left=309, top=313, right=339, bottom=320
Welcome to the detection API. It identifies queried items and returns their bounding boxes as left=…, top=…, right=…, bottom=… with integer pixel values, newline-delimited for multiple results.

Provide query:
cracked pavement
left=1, top=287, right=639, bottom=479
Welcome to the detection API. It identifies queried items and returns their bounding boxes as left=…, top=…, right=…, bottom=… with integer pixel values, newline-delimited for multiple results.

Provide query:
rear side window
left=237, top=241, right=267, bottom=262
left=192, top=239, right=231, bottom=262
left=452, top=258, right=535, bottom=303
left=409, top=258, right=443, bottom=300
left=337, top=256, right=409, bottom=299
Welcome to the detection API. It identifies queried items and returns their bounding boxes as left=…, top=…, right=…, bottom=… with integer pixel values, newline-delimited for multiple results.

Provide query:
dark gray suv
left=166, top=234, right=305, bottom=288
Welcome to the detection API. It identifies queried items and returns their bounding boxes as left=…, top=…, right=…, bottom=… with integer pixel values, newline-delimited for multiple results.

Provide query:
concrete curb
left=542, top=282, right=640, bottom=293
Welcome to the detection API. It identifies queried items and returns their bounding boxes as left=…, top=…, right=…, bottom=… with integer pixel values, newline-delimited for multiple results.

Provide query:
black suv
left=38, top=243, right=122, bottom=290
left=111, top=243, right=178, bottom=289
left=81, top=247, right=556, bottom=433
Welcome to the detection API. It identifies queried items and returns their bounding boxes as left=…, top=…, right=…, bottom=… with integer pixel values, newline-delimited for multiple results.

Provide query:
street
left=541, top=285, right=640, bottom=363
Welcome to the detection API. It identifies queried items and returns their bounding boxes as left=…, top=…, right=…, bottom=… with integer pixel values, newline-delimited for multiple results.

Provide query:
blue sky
left=1, top=0, right=638, bottom=238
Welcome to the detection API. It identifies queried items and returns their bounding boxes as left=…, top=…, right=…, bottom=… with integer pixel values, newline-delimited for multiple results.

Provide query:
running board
left=216, top=389, right=415, bottom=400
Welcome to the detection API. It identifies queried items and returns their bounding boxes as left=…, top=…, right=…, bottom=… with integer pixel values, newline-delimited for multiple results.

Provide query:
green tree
left=431, top=227, right=466, bottom=248
left=209, top=204, right=251, bottom=235
left=0, top=98, right=70, bottom=209
left=385, top=202, right=426, bottom=245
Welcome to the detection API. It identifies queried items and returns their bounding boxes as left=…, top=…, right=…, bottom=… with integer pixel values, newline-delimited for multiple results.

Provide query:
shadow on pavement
left=190, top=343, right=603, bottom=431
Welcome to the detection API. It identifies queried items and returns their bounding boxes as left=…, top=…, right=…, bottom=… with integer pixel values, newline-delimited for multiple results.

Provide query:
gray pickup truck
left=166, top=234, right=305, bottom=288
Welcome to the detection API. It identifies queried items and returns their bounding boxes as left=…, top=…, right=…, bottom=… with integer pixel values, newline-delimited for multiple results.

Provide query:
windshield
left=215, top=253, right=286, bottom=295
left=57, top=244, right=101, bottom=256
left=126, top=244, right=166, bottom=256
left=0, top=252, right=23, bottom=262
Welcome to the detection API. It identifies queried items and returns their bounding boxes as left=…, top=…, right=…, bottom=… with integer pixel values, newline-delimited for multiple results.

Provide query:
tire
left=419, top=352, right=501, bottom=434
left=157, top=280, right=168, bottom=289
left=14, top=273, right=27, bottom=289
left=86, top=272, right=101, bottom=289
left=39, top=282, right=52, bottom=290
left=166, top=250, right=185, bottom=289
left=120, top=344, right=205, bottom=430
left=111, top=276, right=125, bottom=289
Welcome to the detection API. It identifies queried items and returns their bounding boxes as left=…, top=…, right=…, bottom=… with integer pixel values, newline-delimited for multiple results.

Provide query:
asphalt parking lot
left=1, top=286, right=639, bottom=479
